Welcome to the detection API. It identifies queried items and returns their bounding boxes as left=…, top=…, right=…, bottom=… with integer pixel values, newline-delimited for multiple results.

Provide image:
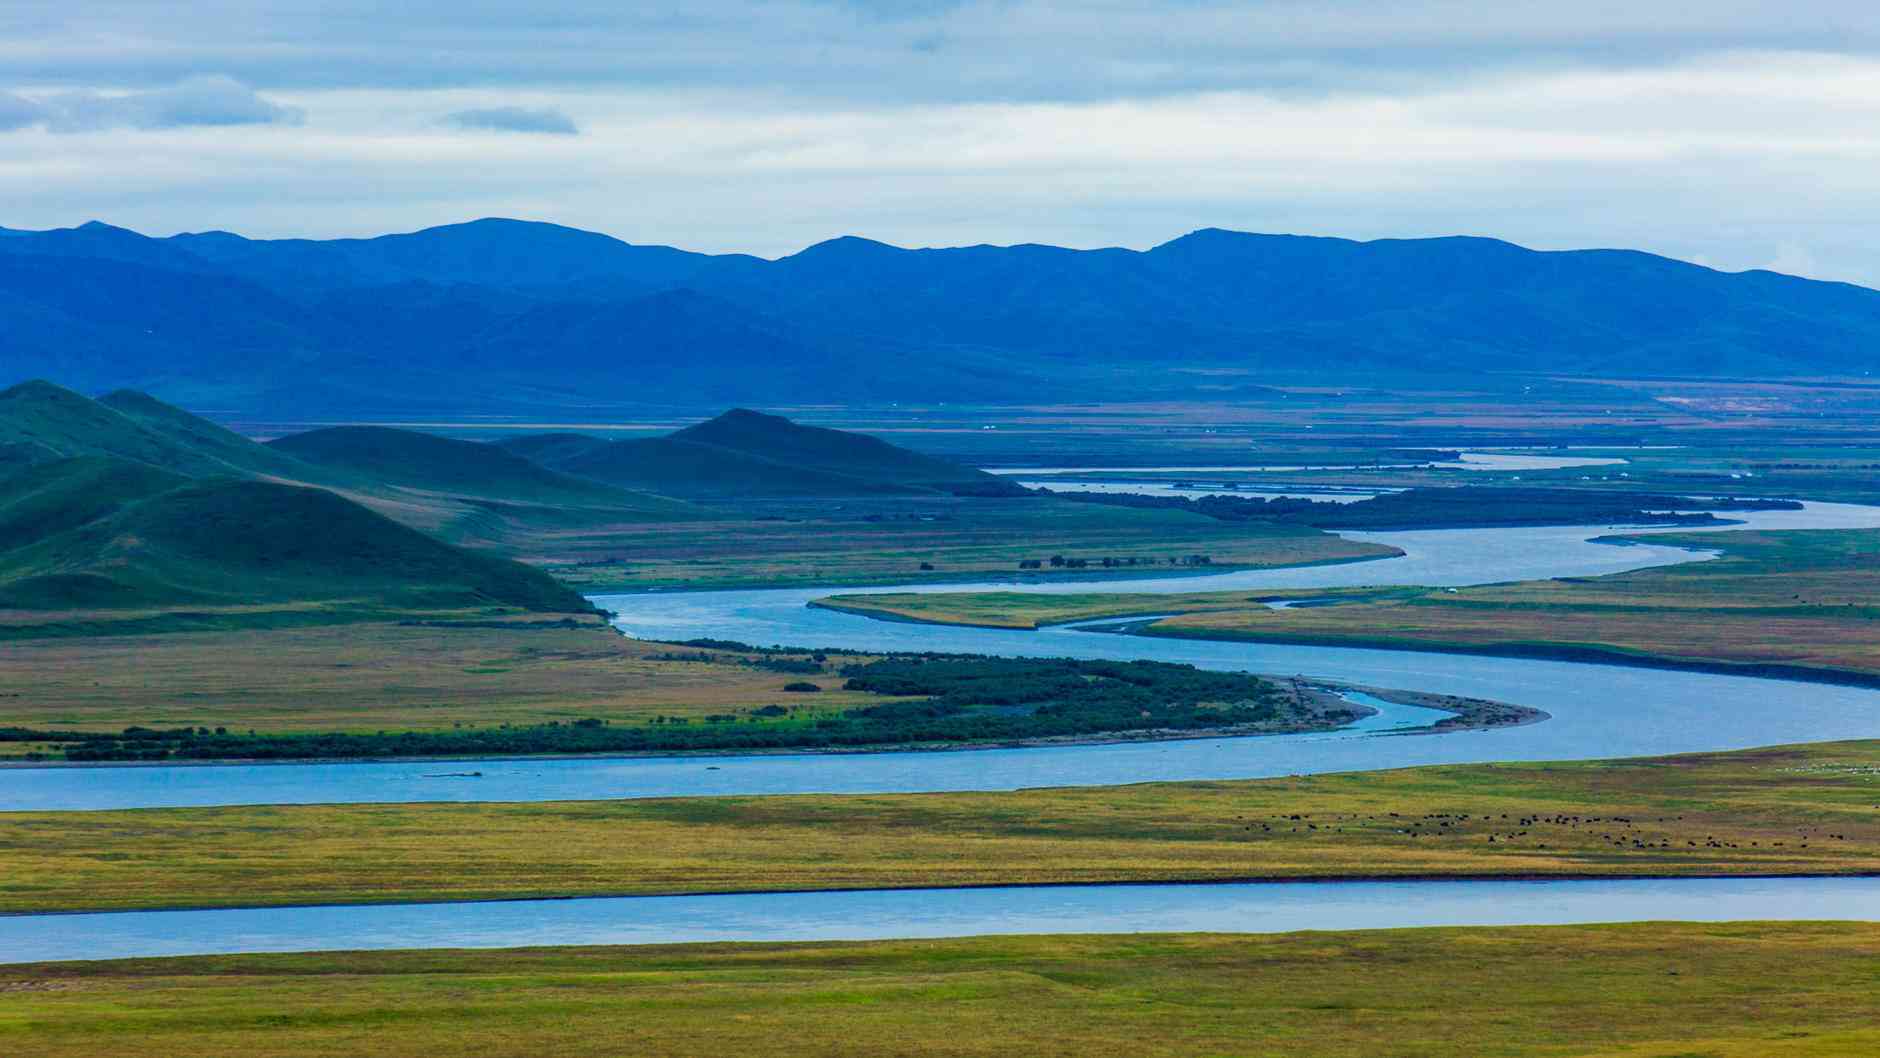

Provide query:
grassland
left=4, top=924, right=1878, bottom=1057
left=545, top=496, right=1396, bottom=591
left=822, top=528, right=1880, bottom=680
left=0, top=622, right=888, bottom=741
left=2, top=740, right=1873, bottom=913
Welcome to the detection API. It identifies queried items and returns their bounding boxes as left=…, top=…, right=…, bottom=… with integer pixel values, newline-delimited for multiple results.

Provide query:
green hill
left=0, top=456, right=186, bottom=551
left=504, top=410, right=1021, bottom=499
left=548, top=436, right=919, bottom=498
left=0, top=473, right=591, bottom=616
left=97, top=388, right=314, bottom=480
left=0, top=380, right=228, bottom=477
left=671, top=409, right=1017, bottom=494
left=491, top=432, right=614, bottom=467
left=0, top=390, right=604, bottom=630
left=0, top=380, right=324, bottom=483
left=267, top=425, right=663, bottom=507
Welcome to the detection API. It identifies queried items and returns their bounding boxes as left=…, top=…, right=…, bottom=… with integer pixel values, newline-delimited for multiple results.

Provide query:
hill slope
left=507, top=409, right=1019, bottom=498
left=7, top=220, right=1880, bottom=408
left=0, top=380, right=305, bottom=477
left=0, top=387, right=603, bottom=627
left=266, top=425, right=670, bottom=509
left=0, top=475, right=591, bottom=614
left=670, top=409, right=1019, bottom=495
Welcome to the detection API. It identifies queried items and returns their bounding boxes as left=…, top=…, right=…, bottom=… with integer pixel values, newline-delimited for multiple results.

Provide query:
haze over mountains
left=5, top=218, right=1880, bottom=412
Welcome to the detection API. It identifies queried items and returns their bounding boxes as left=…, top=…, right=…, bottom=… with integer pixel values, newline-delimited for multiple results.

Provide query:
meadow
left=822, top=528, right=1880, bottom=681
left=2, top=740, right=1872, bottom=913
left=538, top=495, right=1395, bottom=591
left=0, top=622, right=888, bottom=742
left=3, top=924, right=1876, bottom=1057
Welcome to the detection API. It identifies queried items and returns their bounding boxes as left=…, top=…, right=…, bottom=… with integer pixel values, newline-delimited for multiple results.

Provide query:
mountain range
left=5, top=217, right=1880, bottom=411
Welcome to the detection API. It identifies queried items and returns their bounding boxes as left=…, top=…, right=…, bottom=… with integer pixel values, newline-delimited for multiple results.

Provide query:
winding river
left=7, top=501, right=1880, bottom=961
left=6, top=502, right=1878, bottom=813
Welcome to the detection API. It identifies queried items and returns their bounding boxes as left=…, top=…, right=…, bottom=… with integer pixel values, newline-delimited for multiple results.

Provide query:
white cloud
left=9, top=2, right=1880, bottom=98
left=0, top=91, right=40, bottom=130
left=3, top=11, right=1880, bottom=284
left=0, top=75, right=303, bottom=133
left=441, top=105, right=578, bottom=134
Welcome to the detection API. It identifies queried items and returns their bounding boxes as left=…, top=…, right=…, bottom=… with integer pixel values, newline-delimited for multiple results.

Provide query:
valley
left=14, top=7, right=1880, bottom=1052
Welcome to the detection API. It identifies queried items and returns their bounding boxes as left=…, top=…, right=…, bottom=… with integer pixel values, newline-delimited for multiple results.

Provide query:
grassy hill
left=489, top=432, right=613, bottom=467
left=506, top=409, right=1021, bottom=499
left=268, top=425, right=673, bottom=508
left=0, top=456, right=185, bottom=551
left=97, top=388, right=315, bottom=479
left=0, top=380, right=261, bottom=477
left=0, top=470, right=591, bottom=619
left=0, top=386, right=601, bottom=633
left=671, top=409, right=1019, bottom=494
left=0, top=381, right=698, bottom=551
left=546, top=436, right=918, bottom=498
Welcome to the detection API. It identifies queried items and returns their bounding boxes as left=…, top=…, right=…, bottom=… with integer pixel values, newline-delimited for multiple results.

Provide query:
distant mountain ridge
left=4, top=218, right=1879, bottom=409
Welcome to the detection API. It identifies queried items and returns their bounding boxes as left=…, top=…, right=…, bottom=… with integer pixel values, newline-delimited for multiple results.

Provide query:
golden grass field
left=823, top=528, right=1880, bottom=679
left=0, top=622, right=887, bottom=741
left=4, top=924, right=1877, bottom=1057
left=3, top=741, right=1873, bottom=914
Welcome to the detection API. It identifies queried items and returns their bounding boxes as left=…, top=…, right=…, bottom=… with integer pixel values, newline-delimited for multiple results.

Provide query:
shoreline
left=1138, top=625, right=1880, bottom=691
left=572, top=548, right=1405, bottom=597
left=0, top=681, right=1531, bottom=771
left=814, top=601, right=1880, bottom=692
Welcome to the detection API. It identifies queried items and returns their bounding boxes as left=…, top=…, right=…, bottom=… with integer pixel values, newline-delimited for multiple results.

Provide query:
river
left=6, top=502, right=1879, bottom=961
left=5, top=502, right=1876, bottom=812
left=5, top=876, right=1876, bottom=962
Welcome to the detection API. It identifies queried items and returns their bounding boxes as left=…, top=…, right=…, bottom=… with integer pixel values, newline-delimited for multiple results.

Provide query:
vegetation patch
left=13, top=654, right=1329, bottom=761
left=1048, top=484, right=1799, bottom=529
left=2, top=925, right=1877, bottom=1057
left=2, top=741, right=1873, bottom=914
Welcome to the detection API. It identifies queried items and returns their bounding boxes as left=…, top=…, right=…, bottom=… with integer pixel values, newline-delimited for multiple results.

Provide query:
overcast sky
left=6, top=2, right=1880, bottom=283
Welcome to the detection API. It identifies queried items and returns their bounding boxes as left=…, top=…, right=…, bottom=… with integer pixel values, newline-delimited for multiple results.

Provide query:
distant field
left=824, top=528, right=1880, bottom=680
left=5, top=924, right=1877, bottom=1057
left=538, top=496, right=1396, bottom=590
left=3, top=740, right=1873, bottom=913
left=0, top=622, right=888, bottom=740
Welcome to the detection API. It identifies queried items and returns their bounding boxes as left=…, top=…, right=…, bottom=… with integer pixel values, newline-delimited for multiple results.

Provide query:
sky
left=6, top=2, right=1880, bottom=284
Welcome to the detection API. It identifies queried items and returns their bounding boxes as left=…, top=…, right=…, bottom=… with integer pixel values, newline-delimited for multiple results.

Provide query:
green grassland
left=4, top=924, right=1877, bottom=1057
left=0, top=622, right=892, bottom=739
left=0, top=472, right=593, bottom=633
left=0, top=381, right=1394, bottom=608
left=548, top=498, right=1395, bottom=591
left=821, top=528, right=1880, bottom=680
left=3, top=740, right=1873, bottom=913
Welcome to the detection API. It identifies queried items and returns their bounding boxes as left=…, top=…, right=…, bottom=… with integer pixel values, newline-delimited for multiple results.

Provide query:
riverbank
left=0, top=681, right=1534, bottom=769
left=813, top=527, right=1880, bottom=687
left=1, top=740, right=1870, bottom=914
left=4, top=923, right=1875, bottom=1056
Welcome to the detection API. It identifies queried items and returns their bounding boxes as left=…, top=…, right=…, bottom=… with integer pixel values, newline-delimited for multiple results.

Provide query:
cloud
left=8, top=2, right=1880, bottom=102
left=0, top=92, right=42, bottom=131
left=441, top=105, right=578, bottom=135
left=7, top=10, right=1880, bottom=286
left=2, top=76, right=303, bottom=133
